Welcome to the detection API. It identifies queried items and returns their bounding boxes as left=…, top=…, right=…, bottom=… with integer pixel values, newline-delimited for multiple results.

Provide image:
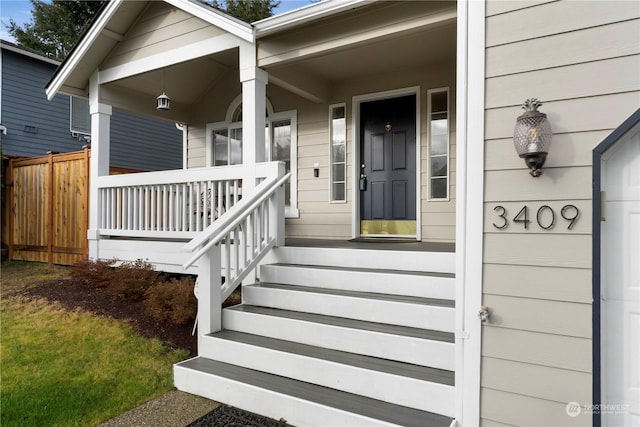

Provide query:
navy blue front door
left=360, top=95, right=416, bottom=235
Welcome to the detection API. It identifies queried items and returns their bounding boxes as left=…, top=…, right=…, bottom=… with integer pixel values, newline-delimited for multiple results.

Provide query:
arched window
left=206, top=96, right=298, bottom=217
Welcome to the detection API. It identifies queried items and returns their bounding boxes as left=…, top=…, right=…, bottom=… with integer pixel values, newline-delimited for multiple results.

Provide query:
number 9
left=561, top=205, right=579, bottom=230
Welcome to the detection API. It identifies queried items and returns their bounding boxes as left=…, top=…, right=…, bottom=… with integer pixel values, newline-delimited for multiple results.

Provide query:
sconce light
left=156, top=69, right=171, bottom=111
left=513, top=98, right=552, bottom=177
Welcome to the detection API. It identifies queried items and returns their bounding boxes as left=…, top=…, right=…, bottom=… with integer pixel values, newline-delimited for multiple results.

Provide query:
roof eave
left=254, top=0, right=373, bottom=38
left=45, top=0, right=121, bottom=100
left=46, top=0, right=255, bottom=101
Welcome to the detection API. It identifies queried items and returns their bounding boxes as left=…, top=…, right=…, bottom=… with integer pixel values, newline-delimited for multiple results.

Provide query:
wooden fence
left=2, top=148, right=139, bottom=265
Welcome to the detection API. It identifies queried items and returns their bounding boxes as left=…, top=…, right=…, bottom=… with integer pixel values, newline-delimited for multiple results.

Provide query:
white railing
left=182, top=162, right=288, bottom=339
left=95, top=166, right=244, bottom=238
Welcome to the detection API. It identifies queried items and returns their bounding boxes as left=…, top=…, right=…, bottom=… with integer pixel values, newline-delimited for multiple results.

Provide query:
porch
left=44, top=0, right=462, bottom=424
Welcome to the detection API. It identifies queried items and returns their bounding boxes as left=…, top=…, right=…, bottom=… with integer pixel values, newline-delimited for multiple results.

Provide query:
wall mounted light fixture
left=156, top=69, right=171, bottom=111
left=513, top=98, right=552, bottom=177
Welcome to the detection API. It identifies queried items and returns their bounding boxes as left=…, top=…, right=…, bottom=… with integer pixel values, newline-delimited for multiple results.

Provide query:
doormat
left=186, top=404, right=292, bottom=427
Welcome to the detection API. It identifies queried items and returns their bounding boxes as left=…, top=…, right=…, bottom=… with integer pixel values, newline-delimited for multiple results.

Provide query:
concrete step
left=174, top=357, right=454, bottom=427
left=243, top=282, right=455, bottom=331
left=222, top=305, right=455, bottom=370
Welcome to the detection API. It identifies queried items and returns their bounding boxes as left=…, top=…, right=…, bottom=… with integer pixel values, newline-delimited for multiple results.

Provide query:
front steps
left=174, top=244, right=456, bottom=426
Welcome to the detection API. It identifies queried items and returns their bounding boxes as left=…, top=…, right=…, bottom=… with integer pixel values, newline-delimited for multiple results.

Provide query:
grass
left=0, top=261, right=189, bottom=427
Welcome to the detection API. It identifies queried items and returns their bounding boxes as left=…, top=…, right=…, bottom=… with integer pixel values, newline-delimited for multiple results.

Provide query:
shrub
left=107, top=259, right=162, bottom=300
left=145, top=276, right=197, bottom=325
left=71, top=258, right=161, bottom=300
left=70, top=258, right=117, bottom=288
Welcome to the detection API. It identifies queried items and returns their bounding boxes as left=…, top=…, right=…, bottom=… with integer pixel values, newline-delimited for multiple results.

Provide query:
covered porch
left=45, top=1, right=467, bottom=425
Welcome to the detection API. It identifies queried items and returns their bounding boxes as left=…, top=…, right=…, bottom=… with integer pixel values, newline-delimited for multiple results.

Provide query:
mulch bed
left=20, top=278, right=243, bottom=358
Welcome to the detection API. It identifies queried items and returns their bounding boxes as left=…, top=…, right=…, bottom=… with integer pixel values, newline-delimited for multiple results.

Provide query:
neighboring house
left=0, top=39, right=183, bottom=170
left=45, top=1, right=640, bottom=426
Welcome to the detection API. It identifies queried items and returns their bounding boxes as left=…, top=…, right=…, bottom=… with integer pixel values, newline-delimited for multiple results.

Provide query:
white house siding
left=101, top=1, right=225, bottom=70
left=481, top=1, right=640, bottom=426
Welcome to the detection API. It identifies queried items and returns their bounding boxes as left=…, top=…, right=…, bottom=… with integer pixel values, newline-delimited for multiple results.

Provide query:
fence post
left=47, top=152, right=54, bottom=265
left=7, top=158, right=14, bottom=260
left=197, top=244, right=222, bottom=355
left=83, top=147, right=90, bottom=259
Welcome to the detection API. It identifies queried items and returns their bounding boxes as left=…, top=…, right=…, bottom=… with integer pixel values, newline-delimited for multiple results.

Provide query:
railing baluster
left=217, top=181, right=223, bottom=219
left=196, top=181, right=202, bottom=232
left=225, top=229, right=231, bottom=283
left=181, top=184, right=187, bottom=232
left=234, top=226, right=240, bottom=281
left=189, top=182, right=194, bottom=232
left=168, top=184, right=172, bottom=231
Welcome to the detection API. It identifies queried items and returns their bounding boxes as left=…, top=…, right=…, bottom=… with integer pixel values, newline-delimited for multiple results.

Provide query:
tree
left=6, top=0, right=106, bottom=60
left=210, top=0, right=280, bottom=23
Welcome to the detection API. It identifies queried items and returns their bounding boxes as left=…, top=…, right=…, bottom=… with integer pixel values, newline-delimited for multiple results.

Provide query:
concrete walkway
left=99, top=390, right=219, bottom=427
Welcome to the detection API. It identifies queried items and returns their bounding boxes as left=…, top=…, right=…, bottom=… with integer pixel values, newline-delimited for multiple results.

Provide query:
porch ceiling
left=265, top=21, right=456, bottom=102
left=297, top=23, right=456, bottom=82
left=106, top=49, right=238, bottom=105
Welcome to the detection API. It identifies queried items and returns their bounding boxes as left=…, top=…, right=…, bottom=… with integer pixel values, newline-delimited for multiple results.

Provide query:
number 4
left=513, top=206, right=530, bottom=229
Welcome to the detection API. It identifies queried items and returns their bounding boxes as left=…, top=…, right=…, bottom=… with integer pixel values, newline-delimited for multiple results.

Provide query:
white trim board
left=454, top=0, right=485, bottom=425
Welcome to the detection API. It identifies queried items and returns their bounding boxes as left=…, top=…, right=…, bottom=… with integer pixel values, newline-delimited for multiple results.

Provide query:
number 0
left=536, top=205, right=555, bottom=229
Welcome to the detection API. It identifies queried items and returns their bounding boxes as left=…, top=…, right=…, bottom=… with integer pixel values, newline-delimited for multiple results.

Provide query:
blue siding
left=1, top=47, right=182, bottom=171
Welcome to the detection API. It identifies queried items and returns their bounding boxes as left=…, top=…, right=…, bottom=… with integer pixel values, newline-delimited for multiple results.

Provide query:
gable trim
left=46, top=0, right=121, bottom=100
left=164, top=0, right=254, bottom=43
left=254, top=0, right=372, bottom=37
left=46, top=0, right=254, bottom=100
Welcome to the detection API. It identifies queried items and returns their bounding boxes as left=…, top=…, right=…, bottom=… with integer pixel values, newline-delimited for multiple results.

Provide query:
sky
left=0, top=0, right=315, bottom=43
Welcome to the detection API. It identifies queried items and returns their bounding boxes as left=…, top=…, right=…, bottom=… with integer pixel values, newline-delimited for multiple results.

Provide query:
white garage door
left=601, top=124, right=640, bottom=427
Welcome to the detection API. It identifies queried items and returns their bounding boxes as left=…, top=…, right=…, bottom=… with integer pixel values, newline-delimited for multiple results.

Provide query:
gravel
left=98, top=390, right=219, bottom=427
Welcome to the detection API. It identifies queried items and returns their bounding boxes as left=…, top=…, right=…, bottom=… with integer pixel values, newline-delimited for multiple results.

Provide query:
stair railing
left=182, top=162, right=289, bottom=340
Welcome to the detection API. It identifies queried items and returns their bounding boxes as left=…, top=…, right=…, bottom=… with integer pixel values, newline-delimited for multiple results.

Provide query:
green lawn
left=0, top=261, right=188, bottom=427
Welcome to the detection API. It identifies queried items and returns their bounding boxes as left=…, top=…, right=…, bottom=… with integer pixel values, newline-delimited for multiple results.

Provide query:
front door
left=359, top=95, right=416, bottom=237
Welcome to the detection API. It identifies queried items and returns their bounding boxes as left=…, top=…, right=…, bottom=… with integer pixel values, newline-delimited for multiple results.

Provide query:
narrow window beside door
left=330, top=104, right=346, bottom=202
left=427, top=88, right=449, bottom=200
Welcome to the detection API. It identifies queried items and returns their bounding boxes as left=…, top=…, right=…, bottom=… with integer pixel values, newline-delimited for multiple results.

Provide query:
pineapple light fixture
left=513, top=98, right=552, bottom=177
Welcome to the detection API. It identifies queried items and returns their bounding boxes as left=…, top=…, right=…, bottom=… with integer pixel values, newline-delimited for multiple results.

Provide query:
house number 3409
left=493, top=205, right=579, bottom=230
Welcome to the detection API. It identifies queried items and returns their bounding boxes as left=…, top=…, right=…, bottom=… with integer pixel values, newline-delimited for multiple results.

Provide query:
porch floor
left=285, top=238, right=455, bottom=253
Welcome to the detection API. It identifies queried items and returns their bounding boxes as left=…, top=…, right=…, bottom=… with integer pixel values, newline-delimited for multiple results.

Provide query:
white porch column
left=88, top=72, right=112, bottom=259
left=240, top=66, right=268, bottom=193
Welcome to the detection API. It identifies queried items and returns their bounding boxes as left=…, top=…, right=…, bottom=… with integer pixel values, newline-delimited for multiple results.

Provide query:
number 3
left=493, top=205, right=508, bottom=229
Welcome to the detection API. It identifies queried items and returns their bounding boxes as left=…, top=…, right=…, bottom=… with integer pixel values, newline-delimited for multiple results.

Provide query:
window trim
left=205, top=100, right=298, bottom=218
left=427, top=87, right=450, bottom=201
left=329, top=103, right=347, bottom=203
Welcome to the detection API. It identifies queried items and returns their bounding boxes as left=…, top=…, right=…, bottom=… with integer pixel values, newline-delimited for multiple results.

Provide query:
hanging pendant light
left=156, top=69, right=171, bottom=111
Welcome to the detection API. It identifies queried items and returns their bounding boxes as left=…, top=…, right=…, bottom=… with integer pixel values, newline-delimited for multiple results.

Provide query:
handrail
left=182, top=172, right=291, bottom=269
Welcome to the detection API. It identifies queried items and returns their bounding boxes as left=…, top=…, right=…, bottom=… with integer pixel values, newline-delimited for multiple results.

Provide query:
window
left=330, top=104, right=346, bottom=202
left=427, top=88, right=449, bottom=200
left=206, top=98, right=298, bottom=216
left=70, top=96, right=90, bottom=135
left=212, top=127, right=243, bottom=166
